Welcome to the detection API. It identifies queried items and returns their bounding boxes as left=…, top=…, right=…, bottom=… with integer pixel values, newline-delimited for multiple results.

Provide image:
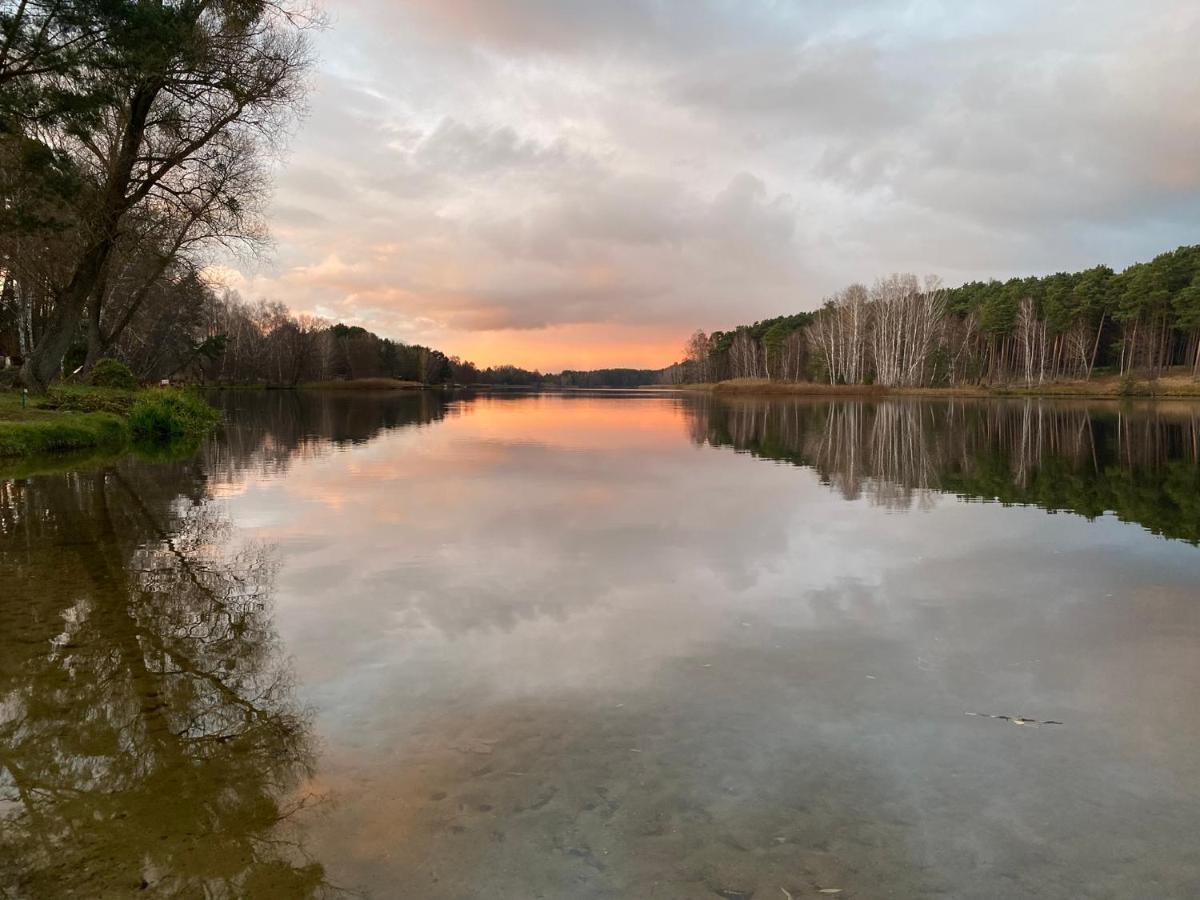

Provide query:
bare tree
left=683, top=330, right=710, bottom=383
left=1015, top=296, right=1049, bottom=385
left=81, top=132, right=270, bottom=373
left=729, top=330, right=760, bottom=379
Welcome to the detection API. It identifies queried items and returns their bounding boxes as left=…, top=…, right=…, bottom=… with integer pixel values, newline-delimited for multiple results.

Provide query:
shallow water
left=2, top=391, right=1199, bottom=899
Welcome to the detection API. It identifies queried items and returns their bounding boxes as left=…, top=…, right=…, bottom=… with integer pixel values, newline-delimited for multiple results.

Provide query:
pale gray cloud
left=223, top=0, right=1200, bottom=369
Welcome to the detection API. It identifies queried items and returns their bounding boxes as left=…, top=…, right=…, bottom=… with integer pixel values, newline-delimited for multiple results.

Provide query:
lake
left=2, top=391, right=1199, bottom=899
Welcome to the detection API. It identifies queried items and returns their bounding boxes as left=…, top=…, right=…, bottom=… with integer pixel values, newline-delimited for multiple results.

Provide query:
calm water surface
left=2, top=392, right=1199, bottom=899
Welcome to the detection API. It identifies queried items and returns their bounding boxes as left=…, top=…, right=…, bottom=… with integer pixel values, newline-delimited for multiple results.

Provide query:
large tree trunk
left=20, top=239, right=114, bottom=390
left=81, top=264, right=115, bottom=377
left=83, top=296, right=103, bottom=376
left=18, top=84, right=157, bottom=392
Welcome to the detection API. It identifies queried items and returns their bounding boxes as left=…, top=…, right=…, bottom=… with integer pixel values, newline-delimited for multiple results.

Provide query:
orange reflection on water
left=446, top=394, right=691, bottom=451
left=233, top=394, right=697, bottom=540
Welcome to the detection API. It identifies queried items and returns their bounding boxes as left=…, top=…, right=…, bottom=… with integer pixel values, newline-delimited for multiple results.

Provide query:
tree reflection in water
left=694, top=397, right=1200, bottom=541
left=0, top=464, right=330, bottom=899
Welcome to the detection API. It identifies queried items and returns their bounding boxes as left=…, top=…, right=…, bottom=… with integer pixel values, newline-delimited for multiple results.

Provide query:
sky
left=218, top=0, right=1200, bottom=372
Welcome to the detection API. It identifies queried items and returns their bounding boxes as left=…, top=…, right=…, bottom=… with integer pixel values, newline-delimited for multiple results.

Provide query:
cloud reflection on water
left=198, top=391, right=1200, bottom=898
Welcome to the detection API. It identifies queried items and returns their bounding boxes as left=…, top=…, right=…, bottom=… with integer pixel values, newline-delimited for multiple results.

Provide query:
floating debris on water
left=965, top=713, right=1063, bottom=727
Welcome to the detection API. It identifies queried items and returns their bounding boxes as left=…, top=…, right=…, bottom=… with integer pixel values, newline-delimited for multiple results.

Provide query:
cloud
left=220, top=0, right=1200, bottom=369
left=413, top=118, right=573, bottom=174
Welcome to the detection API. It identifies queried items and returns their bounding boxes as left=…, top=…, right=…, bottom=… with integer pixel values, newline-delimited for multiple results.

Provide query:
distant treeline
left=558, top=368, right=663, bottom=388
left=670, top=245, right=1200, bottom=387
left=101, top=289, right=665, bottom=388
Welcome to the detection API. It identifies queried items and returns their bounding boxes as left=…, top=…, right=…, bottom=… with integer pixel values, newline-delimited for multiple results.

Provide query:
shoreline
left=209, top=380, right=555, bottom=393
left=667, top=376, right=1200, bottom=401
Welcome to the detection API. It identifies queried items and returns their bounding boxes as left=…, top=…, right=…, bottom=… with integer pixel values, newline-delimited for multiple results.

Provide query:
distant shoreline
left=197, top=374, right=1200, bottom=400
left=209, top=379, right=532, bottom=392
left=661, top=374, right=1200, bottom=401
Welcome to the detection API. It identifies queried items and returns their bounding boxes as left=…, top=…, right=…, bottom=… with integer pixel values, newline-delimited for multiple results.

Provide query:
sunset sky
left=220, top=1, right=1200, bottom=372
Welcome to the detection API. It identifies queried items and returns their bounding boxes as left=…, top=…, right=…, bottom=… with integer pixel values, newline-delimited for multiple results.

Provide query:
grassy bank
left=0, top=386, right=220, bottom=459
left=0, top=399, right=126, bottom=456
left=680, top=373, right=1200, bottom=400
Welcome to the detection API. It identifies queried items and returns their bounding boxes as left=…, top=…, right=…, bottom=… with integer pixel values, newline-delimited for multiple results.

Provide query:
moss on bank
left=0, top=386, right=220, bottom=460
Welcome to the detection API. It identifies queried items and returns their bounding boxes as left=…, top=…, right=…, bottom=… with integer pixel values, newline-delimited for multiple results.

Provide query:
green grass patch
left=0, top=409, right=127, bottom=457
left=128, top=388, right=221, bottom=443
left=0, top=386, right=220, bottom=461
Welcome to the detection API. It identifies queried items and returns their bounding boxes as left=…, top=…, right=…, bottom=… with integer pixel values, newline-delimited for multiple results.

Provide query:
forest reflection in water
left=0, top=391, right=453, bottom=897
left=693, top=395, right=1200, bottom=542
left=0, top=463, right=327, bottom=898
left=206, top=389, right=1200, bottom=544
left=1, top=389, right=1199, bottom=899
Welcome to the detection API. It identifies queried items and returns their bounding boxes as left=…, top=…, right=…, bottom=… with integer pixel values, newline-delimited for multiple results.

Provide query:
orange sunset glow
left=448, top=323, right=687, bottom=372
left=206, top=2, right=1200, bottom=374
